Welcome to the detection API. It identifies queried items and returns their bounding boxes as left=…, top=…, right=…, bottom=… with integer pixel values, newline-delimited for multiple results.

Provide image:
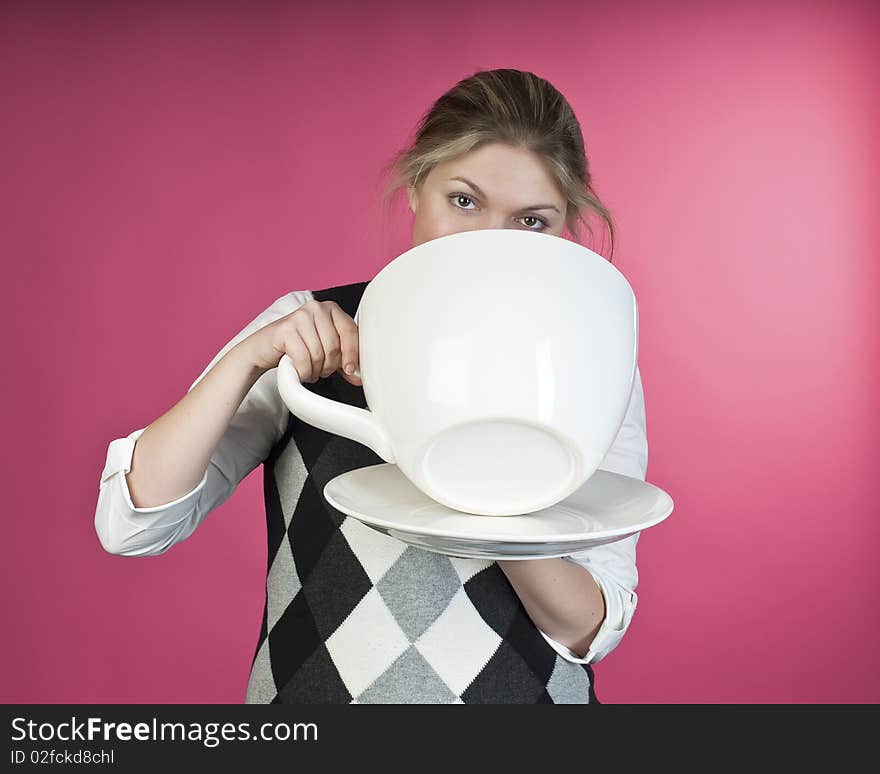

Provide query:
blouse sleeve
left=93, top=290, right=313, bottom=557
left=537, top=365, right=649, bottom=665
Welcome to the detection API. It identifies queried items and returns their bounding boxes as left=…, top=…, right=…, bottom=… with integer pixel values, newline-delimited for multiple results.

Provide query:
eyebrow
left=448, top=176, right=561, bottom=213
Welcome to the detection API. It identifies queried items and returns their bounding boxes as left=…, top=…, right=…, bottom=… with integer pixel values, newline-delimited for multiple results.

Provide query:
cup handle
left=276, top=354, right=396, bottom=463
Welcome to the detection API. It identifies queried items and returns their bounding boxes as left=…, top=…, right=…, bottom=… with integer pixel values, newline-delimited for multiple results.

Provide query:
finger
left=331, top=305, right=360, bottom=378
left=340, top=365, right=362, bottom=386
left=294, top=312, right=326, bottom=380
left=312, top=303, right=343, bottom=378
left=285, top=330, right=316, bottom=383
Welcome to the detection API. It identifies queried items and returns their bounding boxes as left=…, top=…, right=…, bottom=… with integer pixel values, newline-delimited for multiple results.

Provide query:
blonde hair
left=381, top=68, right=616, bottom=260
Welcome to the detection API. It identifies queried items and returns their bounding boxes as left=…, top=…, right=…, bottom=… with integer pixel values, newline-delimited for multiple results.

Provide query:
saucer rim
left=323, top=463, right=673, bottom=544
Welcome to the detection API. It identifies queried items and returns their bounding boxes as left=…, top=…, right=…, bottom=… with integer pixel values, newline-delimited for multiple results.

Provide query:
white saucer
left=324, top=463, right=673, bottom=560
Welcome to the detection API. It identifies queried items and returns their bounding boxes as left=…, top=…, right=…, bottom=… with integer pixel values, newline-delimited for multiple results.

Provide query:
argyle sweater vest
left=244, top=281, right=599, bottom=704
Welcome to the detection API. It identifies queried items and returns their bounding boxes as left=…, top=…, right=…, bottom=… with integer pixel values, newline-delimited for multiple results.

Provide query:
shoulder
left=261, top=289, right=315, bottom=318
left=224, top=290, right=316, bottom=350
left=258, top=280, right=371, bottom=322
left=187, top=290, right=316, bottom=392
left=256, top=280, right=371, bottom=324
left=309, top=280, right=372, bottom=318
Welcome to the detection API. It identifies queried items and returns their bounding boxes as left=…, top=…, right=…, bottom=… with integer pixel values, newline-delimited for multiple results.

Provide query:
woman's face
left=407, top=142, right=568, bottom=247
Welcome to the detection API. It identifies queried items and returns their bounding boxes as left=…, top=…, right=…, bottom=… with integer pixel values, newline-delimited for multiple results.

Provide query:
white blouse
left=94, top=290, right=649, bottom=666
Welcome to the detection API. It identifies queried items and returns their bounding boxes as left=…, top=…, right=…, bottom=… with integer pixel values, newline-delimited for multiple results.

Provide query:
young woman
left=94, top=69, right=648, bottom=704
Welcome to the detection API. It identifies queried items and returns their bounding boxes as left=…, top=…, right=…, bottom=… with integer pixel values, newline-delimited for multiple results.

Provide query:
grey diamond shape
left=357, top=646, right=459, bottom=704
left=244, top=638, right=277, bottom=704
left=376, top=548, right=461, bottom=640
left=266, top=536, right=302, bottom=632
left=545, top=656, right=591, bottom=704
left=275, top=439, right=309, bottom=527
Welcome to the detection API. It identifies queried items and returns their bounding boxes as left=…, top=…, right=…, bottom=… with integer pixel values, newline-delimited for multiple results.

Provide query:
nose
left=466, top=211, right=516, bottom=231
left=484, top=215, right=512, bottom=231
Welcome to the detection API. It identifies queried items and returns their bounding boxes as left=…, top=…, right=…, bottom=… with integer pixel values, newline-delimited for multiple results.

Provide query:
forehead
left=429, top=143, right=564, bottom=203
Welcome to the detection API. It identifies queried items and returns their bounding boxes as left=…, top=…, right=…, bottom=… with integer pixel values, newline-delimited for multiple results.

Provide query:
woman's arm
left=94, top=291, right=312, bottom=556
left=125, top=342, right=265, bottom=508
left=498, top=366, right=649, bottom=662
left=497, top=557, right=604, bottom=657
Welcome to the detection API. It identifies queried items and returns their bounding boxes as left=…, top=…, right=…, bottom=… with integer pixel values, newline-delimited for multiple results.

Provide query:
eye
left=449, top=193, right=477, bottom=210
left=449, top=193, right=549, bottom=231
left=518, top=215, right=549, bottom=231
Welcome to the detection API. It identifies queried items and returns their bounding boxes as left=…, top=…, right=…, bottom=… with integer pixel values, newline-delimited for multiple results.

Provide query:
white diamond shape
left=340, top=517, right=407, bottom=584
left=266, top=537, right=301, bottom=632
left=415, top=588, right=502, bottom=696
left=325, top=588, right=410, bottom=698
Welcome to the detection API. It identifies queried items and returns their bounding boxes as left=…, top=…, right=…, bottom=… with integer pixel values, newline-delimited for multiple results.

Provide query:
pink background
left=3, top=0, right=878, bottom=704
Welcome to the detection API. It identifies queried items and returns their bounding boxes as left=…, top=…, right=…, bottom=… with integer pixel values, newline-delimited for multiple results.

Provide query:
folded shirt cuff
left=101, top=429, right=207, bottom=529
left=538, top=567, right=637, bottom=665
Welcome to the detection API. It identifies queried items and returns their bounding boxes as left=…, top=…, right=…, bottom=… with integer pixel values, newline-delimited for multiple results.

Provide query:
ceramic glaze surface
left=278, top=229, right=637, bottom=515
left=324, top=463, right=673, bottom=560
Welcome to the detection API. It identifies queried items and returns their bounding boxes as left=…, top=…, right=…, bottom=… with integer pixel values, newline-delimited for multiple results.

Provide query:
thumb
left=339, top=365, right=363, bottom=386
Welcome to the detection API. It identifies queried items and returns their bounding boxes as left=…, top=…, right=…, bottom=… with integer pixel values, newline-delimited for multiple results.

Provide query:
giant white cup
left=277, top=228, right=638, bottom=516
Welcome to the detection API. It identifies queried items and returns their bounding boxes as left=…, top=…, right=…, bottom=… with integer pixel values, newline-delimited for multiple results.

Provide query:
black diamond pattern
left=460, top=640, right=547, bottom=704
left=586, top=664, right=599, bottom=703
left=301, top=528, right=373, bottom=640
left=462, top=563, right=522, bottom=636
left=275, top=645, right=352, bottom=704
left=288, top=475, right=341, bottom=583
left=504, top=607, right=558, bottom=686
left=263, top=461, right=289, bottom=574
left=267, top=592, right=322, bottom=697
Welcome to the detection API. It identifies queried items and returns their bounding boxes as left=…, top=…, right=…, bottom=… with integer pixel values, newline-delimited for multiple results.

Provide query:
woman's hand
left=242, top=300, right=362, bottom=386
